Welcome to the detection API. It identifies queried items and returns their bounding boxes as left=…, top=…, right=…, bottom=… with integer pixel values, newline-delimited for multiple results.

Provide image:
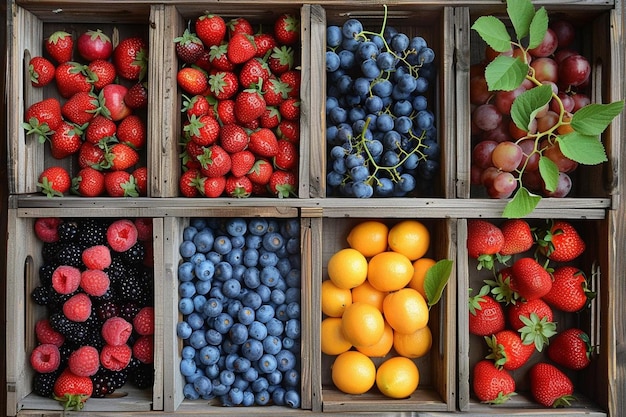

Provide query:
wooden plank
left=298, top=5, right=312, bottom=200
left=151, top=217, right=165, bottom=410
left=308, top=217, right=323, bottom=412
left=299, top=218, right=313, bottom=409
left=456, top=219, right=470, bottom=412
left=442, top=7, right=457, bottom=199
left=308, top=4, right=326, bottom=198
left=454, top=7, right=471, bottom=199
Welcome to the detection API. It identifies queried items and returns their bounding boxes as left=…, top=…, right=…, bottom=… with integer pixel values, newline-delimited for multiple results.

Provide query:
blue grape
left=376, top=113, right=395, bottom=132
left=412, top=95, right=428, bottom=111
left=390, top=33, right=409, bottom=52
left=342, top=18, right=363, bottom=39
left=325, top=51, right=340, bottom=72
left=371, top=78, right=393, bottom=97
left=415, top=110, right=434, bottom=130
left=350, top=165, right=370, bottom=182
left=417, top=47, right=435, bottom=64
left=338, top=49, right=355, bottom=69
left=365, top=95, right=384, bottom=113
left=360, top=58, right=381, bottom=80
left=395, top=115, right=413, bottom=134
left=375, top=177, right=394, bottom=196
left=357, top=41, right=379, bottom=60
left=376, top=51, right=396, bottom=71
left=326, top=25, right=342, bottom=47
left=393, top=99, right=413, bottom=117
left=352, top=181, right=374, bottom=198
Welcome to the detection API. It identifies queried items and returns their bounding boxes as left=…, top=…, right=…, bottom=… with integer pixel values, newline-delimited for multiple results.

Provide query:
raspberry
left=68, top=345, right=100, bottom=377
left=134, top=218, right=153, bottom=241
left=35, top=318, right=65, bottom=347
left=34, top=217, right=62, bottom=243
left=63, top=293, right=92, bottom=322
left=101, top=317, right=132, bottom=346
left=132, top=335, right=154, bottom=364
left=82, top=245, right=112, bottom=270
left=51, top=265, right=82, bottom=294
left=106, top=219, right=139, bottom=252
left=80, top=269, right=111, bottom=297
left=100, top=344, right=132, bottom=371
left=30, top=343, right=61, bottom=373
left=132, top=306, right=155, bottom=336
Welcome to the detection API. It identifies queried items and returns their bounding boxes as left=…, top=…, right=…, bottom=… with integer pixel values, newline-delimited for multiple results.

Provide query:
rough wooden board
left=454, top=7, right=471, bottom=199
left=308, top=4, right=326, bottom=198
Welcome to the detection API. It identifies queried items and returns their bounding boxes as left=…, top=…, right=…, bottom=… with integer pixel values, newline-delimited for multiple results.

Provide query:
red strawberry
left=542, top=266, right=593, bottom=312
left=198, top=144, right=231, bottom=178
left=102, top=143, right=139, bottom=171
left=277, top=119, right=299, bottom=142
left=87, top=59, right=116, bottom=90
left=279, top=69, right=301, bottom=98
left=85, top=115, right=116, bottom=144
left=227, top=33, right=257, bottom=64
left=500, top=219, right=533, bottom=255
left=104, top=171, right=138, bottom=197
left=133, top=306, right=155, bottom=336
left=23, top=97, right=63, bottom=141
left=77, top=29, right=113, bottom=61
left=55, top=61, right=93, bottom=99
left=507, top=298, right=554, bottom=331
left=100, top=84, right=132, bottom=121
left=260, top=106, right=281, bottom=129
left=63, top=293, right=92, bottom=322
left=230, top=150, right=256, bottom=177
left=529, top=362, right=575, bottom=407
left=239, top=58, right=271, bottom=89
left=177, top=67, right=208, bottom=95
left=468, top=285, right=505, bottom=337
left=268, top=45, right=295, bottom=74
left=107, top=219, right=138, bottom=252
left=467, top=219, right=504, bottom=270
left=53, top=369, right=93, bottom=410
left=100, top=344, right=132, bottom=371
left=34, top=217, right=62, bottom=243
left=124, top=82, right=149, bottom=109
left=62, top=91, right=99, bottom=125
left=182, top=94, right=210, bottom=119
left=180, top=168, right=201, bottom=197
left=102, top=316, right=133, bottom=346
left=117, top=115, right=147, bottom=150
left=51, top=265, right=81, bottom=294
left=273, top=139, right=298, bottom=170
left=225, top=175, right=253, bottom=198
left=547, top=328, right=592, bottom=371
left=132, top=335, right=154, bottom=364
left=38, top=166, right=71, bottom=197
left=507, top=299, right=556, bottom=351
left=216, top=99, right=237, bottom=125
left=193, top=48, right=212, bottom=71
left=113, top=36, right=148, bottom=81
left=220, top=123, right=249, bottom=153
left=268, top=169, right=296, bottom=198
left=68, top=346, right=100, bottom=377
left=78, top=142, right=106, bottom=169
left=30, top=343, right=61, bottom=373
left=208, top=71, right=238, bottom=100
left=174, top=29, right=205, bottom=64
left=510, top=257, right=553, bottom=300
left=80, top=269, right=110, bottom=296
left=29, top=56, right=55, bottom=87
left=208, top=43, right=235, bottom=71
left=537, top=220, right=585, bottom=262
left=132, top=166, right=148, bottom=196
left=81, top=245, right=112, bottom=270
left=247, top=158, right=274, bottom=185
left=198, top=175, right=226, bottom=198
left=249, top=127, right=278, bottom=157
left=35, top=318, right=65, bottom=346
left=254, top=33, right=277, bottom=58
left=45, top=31, right=73, bottom=64
left=50, top=121, right=83, bottom=159
left=184, top=114, right=220, bottom=146
left=263, top=77, right=291, bottom=106
left=274, top=14, right=300, bottom=45
left=181, top=139, right=204, bottom=170
left=472, top=359, right=516, bottom=404
left=485, top=329, right=535, bottom=371
left=72, top=167, right=105, bottom=197
left=195, top=14, right=226, bottom=47
left=228, top=17, right=254, bottom=37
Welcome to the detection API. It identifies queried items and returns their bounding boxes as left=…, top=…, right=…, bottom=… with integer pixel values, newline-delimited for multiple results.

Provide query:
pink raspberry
left=51, top=265, right=81, bottom=294
left=100, top=344, right=132, bottom=371
left=35, top=318, right=65, bottom=347
left=30, top=343, right=61, bottom=373
left=132, top=335, right=154, bottom=364
left=69, top=345, right=100, bottom=377
left=80, top=269, right=110, bottom=297
left=133, top=306, right=155, bottom=336
left=101, top=317, right=132, bottom=346
left=34, top=217, right=62, bottom=243
left=82, top=245, right=112, bottom=270
left=106, top=219, right=138, bottom=252
left=63, top=293, right=92, bottom=322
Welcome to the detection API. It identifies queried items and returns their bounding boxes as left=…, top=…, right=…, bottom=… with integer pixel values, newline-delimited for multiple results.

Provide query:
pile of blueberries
left=176, top=217, right=301, bottom=407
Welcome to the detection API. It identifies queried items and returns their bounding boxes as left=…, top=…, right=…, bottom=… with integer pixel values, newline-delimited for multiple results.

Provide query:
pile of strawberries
left=467, top=218, right=594, bottom=408
left=24, top=29, right=149, bottom=197
left=176, top=12, right=301, bottom=198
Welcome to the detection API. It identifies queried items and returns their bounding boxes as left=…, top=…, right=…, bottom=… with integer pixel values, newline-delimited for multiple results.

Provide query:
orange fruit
left=356, top=321, right=394, bottom=358
left=393, top=326, right=433, bottom=359
left=341, top=302, right=385, bottom=348
left=375, top=356, right=420, bottom=398
left=321, top=317, right=352, bottom=355
left=387, top=220, right=430, bottom=261
left=408, top=257, right=436, bottom=299
left=331, top=351, right=376, bottom=394
left=346, top=220, right=389, bottom=257
left=383, top=288, right=429, bottom=334
left=367, top=251, right=414, bottom=292
left=352, top=280, right=386, bottom=312
left=327, top=248, right=368, bottom=289
left=321, top=280, right=352, bottom=317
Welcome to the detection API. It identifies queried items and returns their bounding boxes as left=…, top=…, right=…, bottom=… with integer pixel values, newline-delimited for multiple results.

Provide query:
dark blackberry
left=58, top=220, right=79, bottom=242
left=120, top=241, right=146, bottom=265
left=115, top=274, right=145, bottom=304
left=39, top=263, right=58, bottom=286
left=83, top=316, right=105, bottom=350
left=127, top=356, right=142, bottom=371
left=31, top=286, right=52, bottom=306
left=49, top=312, right=87, bottom=344
left=41, top=242, right=64, bottom=262
left=118, top=301, right=141, bottom=322
left=33, top=370, right=60, bottom=397
left=77, top=218, right=108, bottom=247
left=56, top=242, right=85, bottom=268
left=93, top=286, right=117, bottom=303
left=91, top=368, right=116, bottom=398
left=129, top=363, right=153, bottom=389
left=48, top=289, right=76, bottom=311
left=110, top=369, right=129, bottom=389
left=94, top=300, right=120, bottom=321
left=59, top=341, right=79, bottom=368
left=104, top=257, right=128, bottom=287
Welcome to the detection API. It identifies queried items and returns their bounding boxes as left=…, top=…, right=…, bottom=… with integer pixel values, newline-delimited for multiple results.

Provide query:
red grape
left=492, top=171, right=517, bottom=197
left=470, top=75, right=491, bottom=105
left=472, top=140, right=498, bottom=169
left=528, top=28, right=558, bottom=58
left=543, top=172, right=572, bottom=197
left=518, top=139, right=540, bottom=171
left=550, top=20, right=576, bottom=49
left=495, top=85, right=526, bottom=115
left=492, top=141, right=523, bottom=172
left=531, top=57, right=558, bottom=83
left=558, top=54, right=591, bottom=87
left=544, top=141, right=578, bottom=173
left=473, top=104, right=502, bottom=131
left=571, top=92, right=591, bottom=112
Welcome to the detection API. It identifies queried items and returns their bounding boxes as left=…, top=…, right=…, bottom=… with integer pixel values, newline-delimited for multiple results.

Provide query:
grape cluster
left=325, top=8, right=440, bottom=198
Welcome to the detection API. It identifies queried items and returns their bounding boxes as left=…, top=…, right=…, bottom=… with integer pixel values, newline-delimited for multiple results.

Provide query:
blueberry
left=179, top=240, right=197, bottom=259
left=242, top=390, right=255, bottom=406
left=224, top=247, right=243, bottom=265
left=267, top=369, right=283, bottom=385
left=202, top=298, right=223, bottom=318
left=326, top=25, right=342, bottom=47
left=286, top=238, right=300, bottom=256
left=219, top=369, right=235, bottom=387
left=242, top=366, right=258, bottom=382
left=285, top=389, right=301, bottom=408
left=243, top=266, right=260, bottom=289
left=260, top=266, right=280, bottom=287
left=230, top=235, right=245, bottom=249
left=227, top=387, right=244, bottom=405
left=282, top=336, right=295, bottom=351
left=284, top=369, right=300, bottom=388
left=258, top=353, right=278, bottom=373
left=189, top=329, right=209, bottom=349
left=232, top=375, right=249, bottom=392
left=212, top=383, right=229, bottom=396
left=189, top=252, right=206, bottom=265
left=237, top=306, right=255, bottom=325
left=286, top=301, right=300, bottom=319
left=224, top=352, right=238, bottom=371
left=285, top=319, right=301, bottom=339
left=245, top=234, right=263, bottom=249
left=276, top=258, right=292, bottom=277
left=186, top=312, right=205, bottom=330
left=221, top=338, right=238, bottom=354
left=178, top=262, right=195, bottom=282
left=233, top=356, right=252, bottom=373
left=242, top=291, right=262, bottom=310
left=255, top=390, right=271, bottom=405
left=241, top=338, right=264, bottom=362
left=243, top=248, right=259, bottom=268
left=180, top=358, right=197, bottom=377
left=258, top=251, right=279, bottom=268
left=205, top=328, right=222, bottom=346
left=214, top=261, right=233, bottom=282
left=263, top=335, right=282, bottom=355
left=225, top=218, right=247, bottom=237
left=256, top=284, right=272, bottom=302
left=195, top=279, right=211, bottom=295
left=177, top=321, right=193, bottom=339
left=280, top=219, right=300, bottom=239
left=183, top=382, right=200, bottom=400
left=271, top=387, right=286, bottom=406
left=251, top=376, right=269, bottom=393
left=276, top=349, right=296, bottom=372
left=222, top=279, right=242, bottom=299
left=198, top=345, right=220, bottom=366
left=179, top=281, right=196, bottom=298
left=229, top=322, right=248, bottom=345
left=248, top=320, right=268, bottom=340
left=178, top=297, right=194, bottom=315
left=204, top=363, right=220, bottom=379
left=181, top=345, right=196, bottom=359
left=213, top=235, right=232, bottom=255
left=213, top=313, right=234, bottom=334
left=285, top=269, right=301, bottom=289
left=192, top=230, right=214, bottom=253
left=182, top=226, right=198, bottom=242
left=285, top=287, right=301, bottom=304
left=326, top=51, right=340, bottom=72
left=248, top=219, right=268, bottom=236
left=190, top=218, right=207, bottom=229
left=266, top=318, right=284, bottom=336
left=270, top=289, right=286, bottom=305
left=206, top=251, right=222, bottom=264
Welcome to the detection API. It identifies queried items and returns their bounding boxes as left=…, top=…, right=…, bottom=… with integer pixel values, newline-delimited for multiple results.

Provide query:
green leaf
left=570, top=101, right=625, bottom=135
left=557, top=133, right=607, bottom=165
left=502, top=186, right=541, bottom=218
left=510, top=84, right=553, bottom=131
left=484, top=55, right=528, bottom=91
left=472, top=16, right=512, bottom=53
left=507, top=0, right=535, bottom=40
left=528, top=7, right=548, bottom=49
left=424, top=259, right=453, bottom=308
left=539, top=156, right=559, bottom=192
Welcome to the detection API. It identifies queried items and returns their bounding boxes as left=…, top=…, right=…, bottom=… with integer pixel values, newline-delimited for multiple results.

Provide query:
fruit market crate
left=312, top=215, right=456, bottom=413
left=158, top=3, right=312, bottom=199
left=457, top=217, right=615, bottom=415
left=455, top=4, right=623, bottom=203
left=161, top=210, right=314, bottom=413
left=308, top=4, right=456, bottom=199
left=4, top=207, right=165, bottom=416
left=6, top=1, right=158, bottom=197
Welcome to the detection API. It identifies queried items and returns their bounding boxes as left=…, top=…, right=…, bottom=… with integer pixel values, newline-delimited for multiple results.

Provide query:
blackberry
left=39, top=263, right=58, bottom=286
left=59, top=342, right=79, bottom=368
left=91, top=368, right=116, bottom=398
left=31, top=286, right=52, bottom=306
left=104, top=257, right=128, bottom=287
left=77, top=218, right=108, bottom=247
left=49, top=312, right=87, bottom=344
left=33, top=370, right=59, bottom=397
left=41, top=242, right=63, bottom=262
left=120, top=241, right=146, bottom=265
left=56, top=242, right=85, bottom=268
left=118, top=301, right=141, bottom=322
left=115, top=274, right=145, bottom=304
left=83, top=316, right=105, bottom=350
left=110, top=369, right=129, bottom=389
left=48, top=289, right=75, bottom=311
left=94, top=300, right=120, bottom=321
left=58, top=220, right=79, bottom=242
left=93, top=286, right=117, bottom=303
left=129, top=363, right=154, bottom=389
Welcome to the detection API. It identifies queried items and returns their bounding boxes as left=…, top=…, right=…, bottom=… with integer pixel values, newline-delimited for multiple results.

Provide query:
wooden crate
left=457, top=217, right=614, bottom=415
left=4, top=209, right=165, bottom=416
left=454, top=4, right=622, bottom=202
left=308, top=4, right=457, bottom=199
left=6, top=2, right=155, bottom=196
left=312, top=216, right=456, bottom=413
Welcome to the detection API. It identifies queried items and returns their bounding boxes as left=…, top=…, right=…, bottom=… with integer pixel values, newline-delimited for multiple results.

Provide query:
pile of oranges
left=322, top=220, right=435, bottom=399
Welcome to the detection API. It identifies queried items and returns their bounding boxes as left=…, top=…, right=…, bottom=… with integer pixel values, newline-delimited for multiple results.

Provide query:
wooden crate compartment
left=457, top=217, right=613, bottom=415
left=309, top=4, right=456, bottom=199
left=313, top=216, right=456, bottom=413
left=455, top=5, right=622, bottom=203
left=4, top=210, right=165, bottom=416
left=7, top=2, right=156, bottom=196
left=161, top=211, right=313, bottom=413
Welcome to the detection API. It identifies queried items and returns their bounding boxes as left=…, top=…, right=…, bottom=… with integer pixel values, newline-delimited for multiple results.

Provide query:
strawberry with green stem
left=529, top=362, right=576, bottom=407
left=53, top=368, right=93, bottom=410
left=468, top=285, right=505, bottom=337
left=543, top=265, right=595, bottom=312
